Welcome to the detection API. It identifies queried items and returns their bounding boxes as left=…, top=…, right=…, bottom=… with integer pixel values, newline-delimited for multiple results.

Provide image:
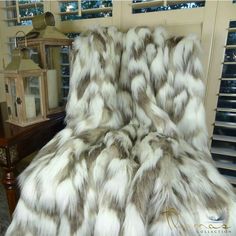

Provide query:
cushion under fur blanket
left=6, top=26, right=236, bottom=236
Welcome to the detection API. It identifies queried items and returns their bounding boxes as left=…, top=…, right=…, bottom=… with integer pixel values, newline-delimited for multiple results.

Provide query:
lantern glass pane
left=23, top=76, right=42, bottom=121
left=29, top=47, right=40, bottom=66
left=8, top=78, right=18, bottom=119
left=46, top=45, right=70, bottom=109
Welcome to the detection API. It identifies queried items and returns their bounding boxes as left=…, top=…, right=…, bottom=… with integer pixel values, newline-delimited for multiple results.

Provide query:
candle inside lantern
left=47, top=69, right=59, bottom=109
left=25, top=94, right=36, bottom=119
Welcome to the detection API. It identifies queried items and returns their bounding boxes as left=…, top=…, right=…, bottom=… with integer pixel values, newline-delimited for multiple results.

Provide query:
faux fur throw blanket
left=6, top=27, right=236, bottom=236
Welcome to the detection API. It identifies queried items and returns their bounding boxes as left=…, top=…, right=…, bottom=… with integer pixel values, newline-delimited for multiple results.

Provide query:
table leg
left=2, top=167, right=18, bottom=217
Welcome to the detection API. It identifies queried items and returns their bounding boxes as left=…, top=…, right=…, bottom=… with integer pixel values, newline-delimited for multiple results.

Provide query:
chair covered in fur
left=6, top=26, right=236, bottom=236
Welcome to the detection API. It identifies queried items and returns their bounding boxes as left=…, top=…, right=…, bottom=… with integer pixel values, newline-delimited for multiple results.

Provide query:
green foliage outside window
left=60, top=0, right=113, bottom=21
left=6, top=0, right=44, bottom=26
left=132, top=0, right=205, bottom=14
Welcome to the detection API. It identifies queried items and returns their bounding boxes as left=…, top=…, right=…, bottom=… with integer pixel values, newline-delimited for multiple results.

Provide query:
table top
left=0, top=102, right=65, bottom=147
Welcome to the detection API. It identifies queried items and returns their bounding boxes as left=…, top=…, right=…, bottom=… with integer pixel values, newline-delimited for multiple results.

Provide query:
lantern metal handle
left=15, top=31, right=27, bottom=48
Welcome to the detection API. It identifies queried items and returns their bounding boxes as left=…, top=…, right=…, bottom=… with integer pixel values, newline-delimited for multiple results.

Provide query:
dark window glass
left=213, top=126, right=236, bottom=137
left=215, top=111, right=236, bottom=123
left=230, top=21, right=236, bottom=28
left=61, top=65, right=70, bottom=76
left=211, top=140, right=236, bottom=152
left=219, top=80, right=236, bottom=93
left=222, top=64, right=236, bottom=78
left=62, top=88, right=69, bottom=98
left=224, top=48, right=236, bottom=62
left=218, top=169, right=236, bottom=177
left=6, top=0, right=44, bottom=26
left=60, top=46, right=70, bottom=101
left=60, top=0, right=112, bottom=21
left=61, top=12, right=112, bottom=21
left=65, top=32, right=80, bottom=39
left=227, top=32, right=236, bottom=45
left=60, top=1, right=78, bottom=12
left=217, top=95, right=236, bottom=109
left=61, top=14, right=80, bottom=21
left=61, top=53, right=69, bottom=64
left=82, top=0, right=112, bottom=9
left=212, top=153, right=236, bottom=165
left=62, top=77, right=70, bottom=87
left=132, top=0, right=205, bottom=14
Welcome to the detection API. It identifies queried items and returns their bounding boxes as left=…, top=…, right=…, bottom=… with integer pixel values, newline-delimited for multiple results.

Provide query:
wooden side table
left=0, top=102, right=65, bottom=216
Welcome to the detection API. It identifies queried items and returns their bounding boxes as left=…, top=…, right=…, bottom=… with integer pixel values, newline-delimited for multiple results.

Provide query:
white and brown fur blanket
left=6, top=26, right=236, bottom=236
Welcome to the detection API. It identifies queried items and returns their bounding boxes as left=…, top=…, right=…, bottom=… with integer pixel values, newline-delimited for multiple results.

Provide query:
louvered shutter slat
left=215, top=162, right=236, bottom=171
left=211, top=147, right=236, bottom=157
left=213, top=134, right=236, bottom=143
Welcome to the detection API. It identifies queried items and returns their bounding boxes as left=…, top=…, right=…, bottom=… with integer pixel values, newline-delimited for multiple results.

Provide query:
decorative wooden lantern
left=3, top=47, right=47, bottom=127
left=18, top=12, right=73, bottom=115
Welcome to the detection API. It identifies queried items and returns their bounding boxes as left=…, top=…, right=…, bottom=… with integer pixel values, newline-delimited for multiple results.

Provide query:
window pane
left=217, top=96, right=236, bottom=109
left=222, top=64, right=236, bottom=78
left=61, top=52, right=69, bottom=64
left=213, top=126, right=236, bottom=137
left=65, top=32, right=80, bottom=39
left=62, top=76, right=69, bottom=87
left=19, top=0, right=40, bottom=3
left=6, top=0, right=44, bottom=26
left=227, top=32, right=236, bottom=45
left=132, top=0, right=205, bottom=14
left=60, top=1, right=78, bottom=12
left=60, top=46, right=70, bottom=102
left=212, top=153, right=236, bottom=164
left=219, top=80, right=236, bottom=93
left=20, top=6, right=44, bottom=26
left=82, top=0, right=112, bottom=9
left=224, top=48, right=236, bottom=62
left=62, top=88, right=69, bottom=101
left=61, top=13, right=81, bottom=21
left=212, top=140, right=236, bottom=152
left=230, top=21, right=236, bottom=28
left=218, top=169, right=236, bottom=178
left=61, top=65, right=70, bottom=76
left=215, top=111, right=236, bottom=123
left=29, top=47, right=40, bottom=65
left=60, top=0, right=112, bottom=21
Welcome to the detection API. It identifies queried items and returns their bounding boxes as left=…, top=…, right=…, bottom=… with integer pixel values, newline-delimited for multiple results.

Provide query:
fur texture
left=6, top=26, right=236, bottom=236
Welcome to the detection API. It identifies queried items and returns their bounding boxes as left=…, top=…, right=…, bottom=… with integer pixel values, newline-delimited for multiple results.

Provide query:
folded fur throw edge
left=6, top=26, right=236, bottom=236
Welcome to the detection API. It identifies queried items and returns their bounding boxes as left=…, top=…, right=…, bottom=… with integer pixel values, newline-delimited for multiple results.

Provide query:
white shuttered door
left=211, top=20, right=236, bottom=188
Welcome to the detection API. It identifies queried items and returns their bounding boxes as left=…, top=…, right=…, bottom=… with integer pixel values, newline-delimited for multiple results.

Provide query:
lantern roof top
left=5, top=48, right=41, bottom=72
left=26, top=12, right=69, bottom=42
left=26, top=26, right=69, bottom=41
